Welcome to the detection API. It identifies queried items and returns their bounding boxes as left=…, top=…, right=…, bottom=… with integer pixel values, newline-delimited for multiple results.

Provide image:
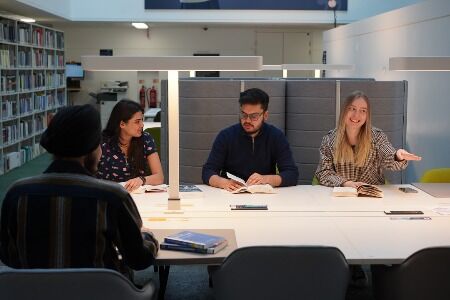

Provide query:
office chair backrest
left=373, top=247, right=450, bottom=300
left=0, top=267, right=156, bottom=300
left=212, top=246, right=349, bottom=300
left=420, top=168, right=450, bottom=183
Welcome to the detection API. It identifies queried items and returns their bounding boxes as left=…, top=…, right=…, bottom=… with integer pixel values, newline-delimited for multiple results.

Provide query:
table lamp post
left=81, top=56, right=262, bottom=206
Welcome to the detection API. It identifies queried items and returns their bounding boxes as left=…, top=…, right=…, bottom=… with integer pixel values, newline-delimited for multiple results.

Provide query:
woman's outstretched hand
left=396, top=149, right=422, bottom=161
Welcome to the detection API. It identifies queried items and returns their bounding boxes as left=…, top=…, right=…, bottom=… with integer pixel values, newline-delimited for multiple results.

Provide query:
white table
left=133, top=184, right=450, bottom=262
left=133, top=184, right=450, bottom=297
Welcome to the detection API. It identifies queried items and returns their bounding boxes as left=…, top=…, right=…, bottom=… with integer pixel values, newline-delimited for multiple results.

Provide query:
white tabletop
left=132, top=184, right=450, bottom=264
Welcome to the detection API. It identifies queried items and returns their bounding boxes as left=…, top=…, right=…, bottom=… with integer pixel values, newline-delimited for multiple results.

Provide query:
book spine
left=163, top=237, right=207, bottom=249
left=160, top=244, right=210, bottom=254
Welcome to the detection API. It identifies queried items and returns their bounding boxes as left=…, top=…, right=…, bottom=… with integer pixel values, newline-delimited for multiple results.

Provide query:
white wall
left=323, top=0, right=450, bottom=182
left=17, top=0, right=70, bottom=19
left=59, top=24, right=325, bottom=105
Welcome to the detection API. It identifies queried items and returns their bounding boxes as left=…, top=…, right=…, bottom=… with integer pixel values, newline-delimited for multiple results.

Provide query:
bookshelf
left=0, top=15, right=66, bottom=175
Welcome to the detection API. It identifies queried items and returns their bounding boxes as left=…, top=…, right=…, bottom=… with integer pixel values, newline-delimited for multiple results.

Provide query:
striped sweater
left=0, top=160, right=158, bottom=278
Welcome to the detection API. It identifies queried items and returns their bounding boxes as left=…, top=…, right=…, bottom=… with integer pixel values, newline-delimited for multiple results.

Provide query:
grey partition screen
left=161, top=78, right=407, bottom=185
left=161, top=79, right=286, bottom=184
left=286, top=81, right=337, bottom=185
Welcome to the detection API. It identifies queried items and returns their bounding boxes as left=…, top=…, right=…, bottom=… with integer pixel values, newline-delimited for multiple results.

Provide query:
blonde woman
left=315, top=91, right=421, bottom=188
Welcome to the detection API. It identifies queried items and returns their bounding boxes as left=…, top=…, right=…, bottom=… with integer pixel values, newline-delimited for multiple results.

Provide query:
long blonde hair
left=334, top=91, right=372, bottom=167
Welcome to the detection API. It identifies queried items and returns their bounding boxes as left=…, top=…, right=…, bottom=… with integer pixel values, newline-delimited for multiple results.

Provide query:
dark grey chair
left=0, top=267, right=157, bottom=300
left=372, top=247, right=450, bottom=300
left=212, top=246, right=349, bottom=300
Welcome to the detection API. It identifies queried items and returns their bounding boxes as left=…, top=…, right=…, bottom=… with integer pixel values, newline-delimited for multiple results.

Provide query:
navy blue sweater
left=202, top=123, right=299, bottom=187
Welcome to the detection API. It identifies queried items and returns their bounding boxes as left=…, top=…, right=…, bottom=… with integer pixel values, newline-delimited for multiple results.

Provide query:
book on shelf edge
left=160, top=240, right=228, bottom=254
left=164, top=231, right=226, bottom=249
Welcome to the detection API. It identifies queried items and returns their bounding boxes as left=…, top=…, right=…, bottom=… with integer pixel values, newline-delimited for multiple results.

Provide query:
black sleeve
left=115, top=194, right=158, bottom=270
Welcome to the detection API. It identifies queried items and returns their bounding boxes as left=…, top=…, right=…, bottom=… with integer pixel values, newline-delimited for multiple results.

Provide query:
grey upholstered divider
left=178, top=80, right=240, bottom=184
left=173, top=79, right=286, bottom=184
left=286, top=81, right=337, bottom=185
left=340, top=81, right=407, bottom=184
left=160, top=78, right=407, bottom=185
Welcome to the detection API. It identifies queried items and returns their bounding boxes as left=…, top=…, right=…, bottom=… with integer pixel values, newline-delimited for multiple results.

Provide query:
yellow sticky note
left=147, top=217, right=167, bottom=222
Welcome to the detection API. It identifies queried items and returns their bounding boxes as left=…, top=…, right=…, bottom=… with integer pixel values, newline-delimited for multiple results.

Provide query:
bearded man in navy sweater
left=202, top=88, right=299, bottom=192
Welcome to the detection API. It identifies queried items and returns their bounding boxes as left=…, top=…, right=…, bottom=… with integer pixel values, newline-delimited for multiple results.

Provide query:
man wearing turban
left=0, top=105, right=158, bottom=283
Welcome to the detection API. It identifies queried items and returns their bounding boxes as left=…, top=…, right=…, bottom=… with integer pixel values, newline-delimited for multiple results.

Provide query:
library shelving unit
left=0, top=15, right=66, bottom=175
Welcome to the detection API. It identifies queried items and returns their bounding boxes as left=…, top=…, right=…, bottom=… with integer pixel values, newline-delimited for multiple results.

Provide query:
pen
left=390, top=216, right=431, bottom=220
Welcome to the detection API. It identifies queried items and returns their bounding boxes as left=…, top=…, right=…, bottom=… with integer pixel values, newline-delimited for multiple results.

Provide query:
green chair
left=420, top=168, right=450, bottom=183
left=144, top=127, right=161, bottom=156
left=312, top=176, right=319, bottom=185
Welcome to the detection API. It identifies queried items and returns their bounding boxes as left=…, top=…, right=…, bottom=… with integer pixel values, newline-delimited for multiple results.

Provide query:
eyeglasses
left=239, top=111, right=263, bottom=121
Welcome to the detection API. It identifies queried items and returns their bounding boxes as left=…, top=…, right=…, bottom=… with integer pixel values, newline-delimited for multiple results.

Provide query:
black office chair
left=0, top=267, right=157, bottom=300
left=212, top=246, right=349, bottom=300
left=372, top=247, right=450, bottom=300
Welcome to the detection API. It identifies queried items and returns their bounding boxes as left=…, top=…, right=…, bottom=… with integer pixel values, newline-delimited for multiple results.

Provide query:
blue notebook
left=160, top=240, right=228, bottom=254
left=164, top=231, right=226, bottom=249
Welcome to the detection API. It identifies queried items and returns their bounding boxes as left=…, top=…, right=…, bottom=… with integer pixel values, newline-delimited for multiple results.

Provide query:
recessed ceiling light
left=132, top=23, right=148, bottom=29
left=20, top=18, right=35, bottom=23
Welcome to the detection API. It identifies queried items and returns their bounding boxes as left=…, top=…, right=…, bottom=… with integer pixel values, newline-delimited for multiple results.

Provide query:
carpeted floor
left=0, top=153, right=53, bottom=204
left=0, top=154, right=375, bottom=299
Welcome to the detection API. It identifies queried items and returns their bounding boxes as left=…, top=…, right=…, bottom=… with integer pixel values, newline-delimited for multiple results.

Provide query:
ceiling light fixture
left=131, top=23, right=148, bottom=29
left=389, top=57, right=450, bottom=71
left=20, top=18, right=35, bottom=23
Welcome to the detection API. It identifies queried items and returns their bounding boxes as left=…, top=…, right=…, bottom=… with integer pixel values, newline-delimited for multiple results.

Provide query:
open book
left=226, top=172, right=275, bottom=194
left=123, top=184, right=168, bottom=194
left=333, top=185, right=383, bottom=198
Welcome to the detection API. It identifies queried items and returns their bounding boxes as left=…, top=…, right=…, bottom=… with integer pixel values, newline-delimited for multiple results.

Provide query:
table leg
left=158, top=265, right=171, bottom=300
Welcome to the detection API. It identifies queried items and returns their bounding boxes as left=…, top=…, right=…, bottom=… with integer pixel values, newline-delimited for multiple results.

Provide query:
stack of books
left=160, top=231, right=228, bottom=254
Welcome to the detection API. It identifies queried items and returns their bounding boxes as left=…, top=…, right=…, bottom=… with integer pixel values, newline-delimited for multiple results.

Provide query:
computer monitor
left=66, top=63, right=84, bottom=79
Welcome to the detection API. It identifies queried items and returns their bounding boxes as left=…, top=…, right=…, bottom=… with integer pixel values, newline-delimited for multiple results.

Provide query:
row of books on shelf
left=1, top=96, right=63, bottom=117
left=0, top=49, right=15, bottom=68
left=3, top=143, right=41, bottom=172
left=35, top=94, right=65, bottom=110
left=31, top=27, right=44, bottom=47
left=17, top=27, right=31, bottom=45
left=2, top=123, right=18, bottom=144
left=17, top=50, right=31, bottom=67
left=56, top=34, right=64, bottom=49
left=2, top=100, right=18, bottom=119
left=32, top=52, right=57, bottom=68
left=0, top=75, right=16, bottom=93
left=17, top=27, right=57, bottom=46
left=0, top=22, right=15, bottom=42
left=1, top=75, right=65, bottom=93
left=161, top=231, right=228, bottom=254
left=17, top=73, right=33, bottom=90
left=2, top=117, right=46, bottom=144
left=8, top=50, right=64, bottom=68
left=19, top=119, right=34, bottom=139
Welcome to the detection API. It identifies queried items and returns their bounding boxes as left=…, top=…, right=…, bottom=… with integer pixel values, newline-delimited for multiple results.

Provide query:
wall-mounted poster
left=145, top=0, right=347, bottom=11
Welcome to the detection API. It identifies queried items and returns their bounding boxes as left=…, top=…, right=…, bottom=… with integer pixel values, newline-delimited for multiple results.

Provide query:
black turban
left=40, top=104, right=102, bottom=157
